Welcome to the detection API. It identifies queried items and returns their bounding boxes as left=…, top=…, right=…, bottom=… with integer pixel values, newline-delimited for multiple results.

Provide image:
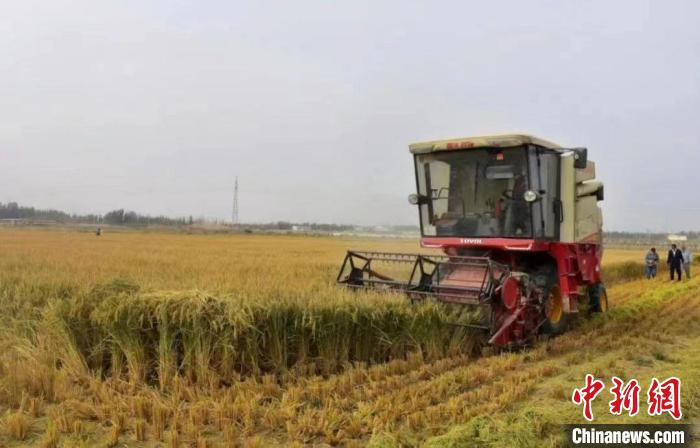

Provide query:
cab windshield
left=415, top=147, right=532, bottom=238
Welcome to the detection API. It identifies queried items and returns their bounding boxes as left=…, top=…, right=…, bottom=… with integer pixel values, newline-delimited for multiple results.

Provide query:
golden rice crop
left=43, top=279, right=482, bottom=385
left=0, top=228, right=688, bottom=446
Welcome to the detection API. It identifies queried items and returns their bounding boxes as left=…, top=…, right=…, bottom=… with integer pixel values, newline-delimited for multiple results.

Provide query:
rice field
left=0, top=228, right=695, bottom=447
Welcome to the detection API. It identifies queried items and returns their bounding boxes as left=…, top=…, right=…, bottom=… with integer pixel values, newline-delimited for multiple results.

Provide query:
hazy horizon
left=3, top=1, right=700, bottom=232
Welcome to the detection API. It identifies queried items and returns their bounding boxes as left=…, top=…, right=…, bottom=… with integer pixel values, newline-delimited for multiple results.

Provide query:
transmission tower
left=232, top=177, right=239, bottom=225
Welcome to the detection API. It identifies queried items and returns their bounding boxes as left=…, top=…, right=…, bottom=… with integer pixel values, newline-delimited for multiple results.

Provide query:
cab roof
left=409, top=134, right=562, bottom=154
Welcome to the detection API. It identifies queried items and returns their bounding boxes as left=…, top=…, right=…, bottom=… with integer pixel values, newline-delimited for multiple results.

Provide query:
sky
left=2, top=1, right=699, bottom=231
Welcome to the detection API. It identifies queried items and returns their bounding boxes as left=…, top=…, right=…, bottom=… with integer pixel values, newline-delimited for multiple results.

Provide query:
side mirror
left=408, top=193, right=429, bottom=205
left=523, top=190, right=542, bottom=203
left=572, top=147, right=588, bottom=169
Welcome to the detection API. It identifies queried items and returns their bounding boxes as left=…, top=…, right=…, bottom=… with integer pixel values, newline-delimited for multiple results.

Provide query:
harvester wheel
left=588, top=283, right=608, bottom=313
left=541, top=283, right=569, bottom=335
left=599, top=287, right=609, bottom=312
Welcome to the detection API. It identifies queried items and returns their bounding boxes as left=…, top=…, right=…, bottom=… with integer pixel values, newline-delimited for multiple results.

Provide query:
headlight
left=408, top=193, right=420, bottom=205
left=523, top=190, right=540, bottom=202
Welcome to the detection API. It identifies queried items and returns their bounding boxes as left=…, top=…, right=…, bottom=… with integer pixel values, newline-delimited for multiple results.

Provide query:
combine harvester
left=338, top=134, right=606, bottom=347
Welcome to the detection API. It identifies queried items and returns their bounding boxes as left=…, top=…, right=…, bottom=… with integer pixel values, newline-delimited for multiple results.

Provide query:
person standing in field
left=667, top=244, right=684, bottom=281
left=682, top=245, right=692, bottom=279
left=645, top=247, right=659, bottom=279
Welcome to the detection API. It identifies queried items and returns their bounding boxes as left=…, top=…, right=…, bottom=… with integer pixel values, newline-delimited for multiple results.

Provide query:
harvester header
left=338, top=133, right=607, bottom=348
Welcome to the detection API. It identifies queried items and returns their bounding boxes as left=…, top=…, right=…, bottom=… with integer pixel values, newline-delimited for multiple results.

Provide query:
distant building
left=668, top=234, right=688, bottom=242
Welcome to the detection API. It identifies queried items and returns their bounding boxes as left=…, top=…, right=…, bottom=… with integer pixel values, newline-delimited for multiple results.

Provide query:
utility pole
left=232, top=176, right=239, bottom=225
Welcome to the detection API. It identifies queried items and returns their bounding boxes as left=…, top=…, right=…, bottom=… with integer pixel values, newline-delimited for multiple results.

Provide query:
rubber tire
left=541, top=283, right=569, bottom=335
left=588, top=283, right=609, bottom=313
left=599, top=287, right=609, bottom=312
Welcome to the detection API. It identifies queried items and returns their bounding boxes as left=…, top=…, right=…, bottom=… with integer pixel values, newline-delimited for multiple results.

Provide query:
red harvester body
left=338, top=134, right=607, bottom=347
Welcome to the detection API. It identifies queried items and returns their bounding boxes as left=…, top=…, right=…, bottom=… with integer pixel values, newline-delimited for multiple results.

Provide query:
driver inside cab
left=496, top=165, right=530, bottom=236
left=432, top=153, right=532, bottom=237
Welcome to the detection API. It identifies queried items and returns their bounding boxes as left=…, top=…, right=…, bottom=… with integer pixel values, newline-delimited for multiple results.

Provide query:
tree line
left=0, top=202, right=188, bottom=226
left=6, top=202, right=698, bottom=236
left=0, top=202, right=377, bottom=231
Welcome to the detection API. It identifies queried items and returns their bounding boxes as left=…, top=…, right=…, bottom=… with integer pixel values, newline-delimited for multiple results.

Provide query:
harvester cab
left=338, top=134, right=606, bottom=347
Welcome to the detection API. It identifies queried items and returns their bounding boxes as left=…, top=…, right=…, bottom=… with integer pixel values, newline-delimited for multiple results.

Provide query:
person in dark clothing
left=667, top=244, right=684, bottom=281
